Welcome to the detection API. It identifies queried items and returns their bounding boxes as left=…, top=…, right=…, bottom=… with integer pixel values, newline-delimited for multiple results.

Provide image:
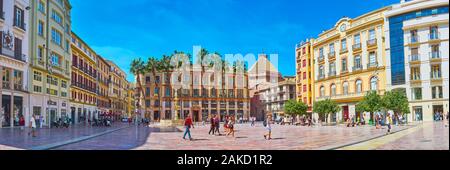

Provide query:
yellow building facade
left=28, top=0, right=72, bottom=126
left=313, top=8, right=388, bottom=123
left=70, top=33, right=98, bottom=123
left=107, top=61, right=128, bottom=120
left=96, top=55, right=111, bottom=117
left=295, top=41, right=314, bottom=113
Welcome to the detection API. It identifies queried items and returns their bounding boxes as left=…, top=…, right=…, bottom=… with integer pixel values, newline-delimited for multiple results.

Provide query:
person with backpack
left=183, top=114, right=194, bottom=141
left=264, top=115, right=273, bottom=140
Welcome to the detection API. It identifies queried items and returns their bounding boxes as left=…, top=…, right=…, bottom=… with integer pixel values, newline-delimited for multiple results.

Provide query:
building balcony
left=328, top=52, right=336, bottom=60
left=340, top=48, right=348, bottom=54
left=2, top=81, right=10, bottom=89
left=367, top=62, right=378, bottom=68
left=352, top=43, right=362, bottom=52
left=352, top=65, right=362, bottom=72
left=14, top=84, right=24, bottom=91
left=367, top=39, right=377, bottom=48
left=328, top=71, right=336, bottom=77
left=0, top=49, right=28, bottom=63
left=13, top=22, right=26, bottom=32
left=430, top=72, right=442, bottom=81
left=318, top=74, right=325, bottom=80
left=430, top=51, right=441, bottom=62
left=409, top=54, right=420, bottom=64
left=317, top=89, right=385, bottom=101
left=407, top=36, right=420, bottom=45
left=429, top=33, right=440, bottom=41
left=410, top=75, right=421, bottom=84
left=318, top=56, right=325, bottom=63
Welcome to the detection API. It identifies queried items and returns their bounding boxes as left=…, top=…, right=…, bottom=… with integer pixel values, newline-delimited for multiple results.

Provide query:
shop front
left=1, top=95, right=24, bottom=127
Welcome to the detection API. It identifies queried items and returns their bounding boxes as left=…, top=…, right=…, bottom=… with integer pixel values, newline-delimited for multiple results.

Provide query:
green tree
left=130, top=58, right=146, bottom=118
left=382, top=90, right=410, bottom=123
left=356, top=91, right=382, bottom=126
left=284, top=100, right=308, bottom=117
left=313, top=99, right=341, bottom=124
left=145, top=57, right=161, bottom=121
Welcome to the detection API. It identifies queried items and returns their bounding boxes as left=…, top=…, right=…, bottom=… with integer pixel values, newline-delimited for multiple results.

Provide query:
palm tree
left=146, top=57, right=159, bottom=121
left=158, top=55, right=174, bottom=120
left=130, top=58, right=146, bottom=120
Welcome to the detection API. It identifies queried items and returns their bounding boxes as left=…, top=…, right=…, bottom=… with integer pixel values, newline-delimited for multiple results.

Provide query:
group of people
left=206, top=115, right=236, bottom=138
left=184, top=114, right=273, bottom=140
left=346, top=115, right=366, bottom=127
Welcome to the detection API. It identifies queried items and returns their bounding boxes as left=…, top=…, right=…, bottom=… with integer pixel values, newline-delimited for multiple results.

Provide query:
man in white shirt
left=29, top=115, right=37, bottom=137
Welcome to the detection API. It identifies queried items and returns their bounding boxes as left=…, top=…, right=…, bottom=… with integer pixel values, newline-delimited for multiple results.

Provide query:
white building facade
left=0, top=0, right=30, bottom=128
left=385, top=0, right=449, bottom=122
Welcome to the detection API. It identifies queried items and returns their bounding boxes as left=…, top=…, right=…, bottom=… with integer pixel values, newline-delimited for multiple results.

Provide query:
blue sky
left=71, top=0, right=399, bottom=82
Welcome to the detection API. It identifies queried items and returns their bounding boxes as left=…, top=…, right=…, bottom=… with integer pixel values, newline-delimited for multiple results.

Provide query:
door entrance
left=433, top=105, right=444, bottom=121
left=154, top=111, right=160, bottom=121
left=343, top=106, right=349, bottom=121
left=49, top=109, right=57, bottom=128
left=193, top=111, right=200, bottom=122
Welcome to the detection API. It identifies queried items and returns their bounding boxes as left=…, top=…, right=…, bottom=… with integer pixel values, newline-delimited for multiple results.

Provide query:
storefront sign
left=47, top=100, right=57, bottom=106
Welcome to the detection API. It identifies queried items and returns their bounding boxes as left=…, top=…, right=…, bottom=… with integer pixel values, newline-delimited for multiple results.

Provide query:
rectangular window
left=38, top=21, right=44, bottom=36
left=341, top=58, right=347, bottom=72
left=411, top=67, right=421, bottom=80
left=412, top=88, right=422, bottom=100
left=431, top=45, right=440, bottom=59
left=51, top=28, right=62, bottom=46
left=319, top=48, right=324, bottom=58
left=14, top=6, right=25, bottom=29
left=51, top=53, right=61, bottom=66
left=33, top=71, right=42, bottom=81
left=37, top=46, right=43, bottom=61
left=38, top=1, right=45, bottom=13
left=33, top=86, right=42, bottom=92
left=52, top=10, right=62, bottom=24
left=369, top=52, right=377, bottom=66
left=369, top=29, right=376, bottom=40
left=341, top=39, right=347, bottom=52
left=329, top=43, right=335, bottom=53
left=61, top=80, right=67, bottom=88
left=354, top=56, right=362, bottom=70
left=354, top=34, right=361, bottom=44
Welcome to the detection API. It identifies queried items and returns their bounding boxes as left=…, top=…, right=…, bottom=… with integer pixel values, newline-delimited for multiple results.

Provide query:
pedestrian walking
left=264, top=115, right=273, bottom=140
left=224, top=116, right=229, bottom=134
left=214, top=114, right=221, bottom=135
left=28, top=115, right=37, bottom=137
left=251, top=117, right=255, bottom=127
left=208, top=115, right=215, bottom=135
left=386, top=114, right=392, bottom=134
left=183, top=114, right=194, bottom=140
left=226, top=116, right=235, bottom=138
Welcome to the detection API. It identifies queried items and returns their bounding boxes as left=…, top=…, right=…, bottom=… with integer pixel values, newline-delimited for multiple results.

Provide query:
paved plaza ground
left=0, top=121, right=448, bottom=150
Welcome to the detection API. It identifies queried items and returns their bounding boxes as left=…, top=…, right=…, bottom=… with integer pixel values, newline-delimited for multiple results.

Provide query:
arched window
left=331, top=84, right=336, bottom=96
left=320, top=86, right=325, bottom=97
left=356, top=79, right=362, bottom=94
left=343, top=81, right=349, bottom=95
left=370, top=77, right=378, bottom=91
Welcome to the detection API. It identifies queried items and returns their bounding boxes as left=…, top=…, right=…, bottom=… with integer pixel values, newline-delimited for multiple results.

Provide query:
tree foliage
left=284, top=100, right=308, bottom=116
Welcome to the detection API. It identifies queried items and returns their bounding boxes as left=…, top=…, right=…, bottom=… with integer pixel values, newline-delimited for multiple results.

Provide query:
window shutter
left=21, top=8, right=25, bottom=28
left=13, top=6, right=17, bottom=26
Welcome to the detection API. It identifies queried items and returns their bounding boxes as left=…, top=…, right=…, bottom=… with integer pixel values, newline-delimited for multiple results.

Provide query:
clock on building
left=340, top=24, right=347, bottom=32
